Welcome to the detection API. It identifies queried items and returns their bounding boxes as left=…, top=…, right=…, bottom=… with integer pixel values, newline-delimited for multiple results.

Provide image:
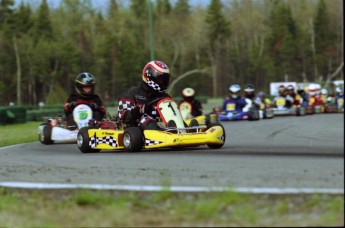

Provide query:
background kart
left=38, top=104, right=93, bottom=144
left=217, top=98, right=260, bottom=121
left=272, top=97, right=306, bottom=116
left=178, top=100, right=219, bottom=127
left=77, top=97, right=226, bottom=153
left=258, top=103, right=274, bottom=119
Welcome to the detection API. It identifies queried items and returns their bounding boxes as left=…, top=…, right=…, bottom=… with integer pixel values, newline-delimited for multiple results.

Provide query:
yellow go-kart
left=178, top=101, right=218, bottom=127
left=77, top=97, right=225, bottom=153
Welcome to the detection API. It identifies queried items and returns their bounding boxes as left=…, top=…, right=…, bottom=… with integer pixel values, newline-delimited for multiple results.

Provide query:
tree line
left=0, top=0, right=343, bottom=106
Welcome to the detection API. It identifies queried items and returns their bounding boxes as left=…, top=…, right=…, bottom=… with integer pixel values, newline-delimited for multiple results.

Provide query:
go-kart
left=178, top=100, right=218, bottom=127
left=38, top=104, right=93, bottom=144
left=272, top=97, right=306, bottom=116
left=76, top=97, right=226, bottom=153
left=217, top=99, right=260, bottom=121
left=258, top=102, right=274, bottom=119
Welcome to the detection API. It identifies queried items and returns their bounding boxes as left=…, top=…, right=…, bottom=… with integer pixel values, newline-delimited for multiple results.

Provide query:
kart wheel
left=123, top=127, right=143, bottom=152
left=40, top=125, right=53, bottom=145
left=206, top=123, right=226, bottom=149
left=248, top=109, right=259, bottom=121
left=77, top=127, right=101, bottom=153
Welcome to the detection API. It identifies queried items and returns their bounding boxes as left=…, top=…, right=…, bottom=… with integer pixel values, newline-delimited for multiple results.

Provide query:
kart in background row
left=38, top=104, right=93, bottom=144
left=272, top=96, right=306, bottom=116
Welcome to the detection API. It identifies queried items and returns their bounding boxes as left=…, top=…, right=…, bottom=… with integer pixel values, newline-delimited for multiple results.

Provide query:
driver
left=274, top=85, right=294, bottom=108
left=222, top=84, right=249, bottom=113
left=117, top=60, right=171, bottom=130
left=64, top=72, right=106, bottom=129
left=178, top=87, right=203, bottom=117
left=244, top=83, right=260, bottom=108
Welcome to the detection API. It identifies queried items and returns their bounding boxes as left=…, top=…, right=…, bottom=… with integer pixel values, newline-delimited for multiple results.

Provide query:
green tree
left=313, top=0, right=338, bottom=82
left=267, top=0, right=299, bottom=82
left=205, top=0, right=231, bottom=96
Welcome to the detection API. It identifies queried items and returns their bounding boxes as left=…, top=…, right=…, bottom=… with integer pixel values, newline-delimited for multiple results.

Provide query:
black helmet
left=244, top=84, right=255, bottom=99
left=244, top=84, right=255, bottom=92
left=75, top=72, right=96, bottom=97
left=142, top=60, right=170, bottom=92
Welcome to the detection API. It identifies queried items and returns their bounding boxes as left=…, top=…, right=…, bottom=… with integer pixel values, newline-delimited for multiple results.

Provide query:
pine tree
left=32, top=0, right=53, bottom=43
left=205, top=0, right=231, bottom=96
left=314, top=0, right=337, bottom=81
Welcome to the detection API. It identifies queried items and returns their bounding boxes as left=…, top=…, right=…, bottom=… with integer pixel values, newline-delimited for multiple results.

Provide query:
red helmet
left=142, top=60, right=170, bottom=92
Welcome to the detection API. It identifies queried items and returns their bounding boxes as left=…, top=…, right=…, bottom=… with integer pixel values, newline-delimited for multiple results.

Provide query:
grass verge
left=0, top=121, right=41, bottom=148
left=0, top=188, right=343, bottom=227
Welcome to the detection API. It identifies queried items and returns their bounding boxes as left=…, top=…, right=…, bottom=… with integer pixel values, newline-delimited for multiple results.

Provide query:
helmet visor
left=155, top=73, right=170, bottom=90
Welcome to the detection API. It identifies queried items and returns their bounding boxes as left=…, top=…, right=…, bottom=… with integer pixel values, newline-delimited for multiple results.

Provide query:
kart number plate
left=226, top=104, right=235, bottom=111
left=276, top=98, right=285, bottom=106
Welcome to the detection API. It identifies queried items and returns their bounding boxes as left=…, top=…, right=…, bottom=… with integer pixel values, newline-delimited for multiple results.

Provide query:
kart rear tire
left=206, top=123, right=226, bottom=149
left=40, top=125, right=53, bottom=145
left=77, top=127, right=101, bottom=153
left=123, top=127, right=144, bottom=152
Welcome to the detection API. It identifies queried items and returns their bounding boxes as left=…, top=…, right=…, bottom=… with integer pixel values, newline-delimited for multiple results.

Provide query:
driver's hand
left=90, top=102, right=99, bottom=110
left=68, top=101, right=77, bottom=109
left=139, top=105, right=144, bottom=114
left=139, top=104, right=150, bottom=114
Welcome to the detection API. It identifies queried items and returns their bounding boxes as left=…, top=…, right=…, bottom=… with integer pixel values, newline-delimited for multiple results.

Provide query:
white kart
left=38, top=104, right=93, bottom=144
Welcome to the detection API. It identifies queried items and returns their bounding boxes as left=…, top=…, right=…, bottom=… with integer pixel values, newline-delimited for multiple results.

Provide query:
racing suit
left=64, top=93, right=106, bottom=127
left=222, top=97, right=248, bottom=113
left=308, top=94, right=323, bottom=106
left=335, top=94, right=344, bottom=110
left=297, top=90, right=309, bottom=107
left=287, top=92, right=301, bottom=107
left=245, top=94, right=260, bottom=109
left=118, top=82, right=170, bottom=129
left=273, top=94, right=294, bottom=108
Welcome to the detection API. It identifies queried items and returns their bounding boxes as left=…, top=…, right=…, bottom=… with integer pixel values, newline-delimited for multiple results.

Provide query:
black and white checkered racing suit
left=118, top=82, right=170, bottom=127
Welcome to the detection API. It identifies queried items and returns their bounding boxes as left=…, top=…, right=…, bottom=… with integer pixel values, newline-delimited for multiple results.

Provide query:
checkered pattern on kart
left=89, top=134, right=118, bottom=148
left=145, top=138, right=162, bottom=146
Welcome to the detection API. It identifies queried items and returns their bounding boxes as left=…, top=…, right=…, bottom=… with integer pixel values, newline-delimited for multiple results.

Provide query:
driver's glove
left=90, top=102, right=99, bottom=110
left=68, top=101, right=77, bottom=109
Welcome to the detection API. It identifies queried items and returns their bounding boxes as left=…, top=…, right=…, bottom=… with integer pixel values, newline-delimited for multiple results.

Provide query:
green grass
left=0, top=188, right=343, bottom=227
left=0, top=121, right=41, bottom=147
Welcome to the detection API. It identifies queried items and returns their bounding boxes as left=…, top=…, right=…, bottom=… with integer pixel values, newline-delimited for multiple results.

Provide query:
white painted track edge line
left=0, top=182, right=343, bottom=194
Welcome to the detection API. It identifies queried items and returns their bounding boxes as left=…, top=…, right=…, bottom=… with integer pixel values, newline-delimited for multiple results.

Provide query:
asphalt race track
left=0, top=113, right=344, bottom=192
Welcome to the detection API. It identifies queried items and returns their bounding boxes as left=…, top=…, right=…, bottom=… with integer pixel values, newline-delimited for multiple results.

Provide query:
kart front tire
left=206, top=123, right=226, bottom=149
left=123, top=127, right=143, bottom=152
left=77, top=127, right=101, bottom=153
left=40, top=125, right=53, bottom=145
